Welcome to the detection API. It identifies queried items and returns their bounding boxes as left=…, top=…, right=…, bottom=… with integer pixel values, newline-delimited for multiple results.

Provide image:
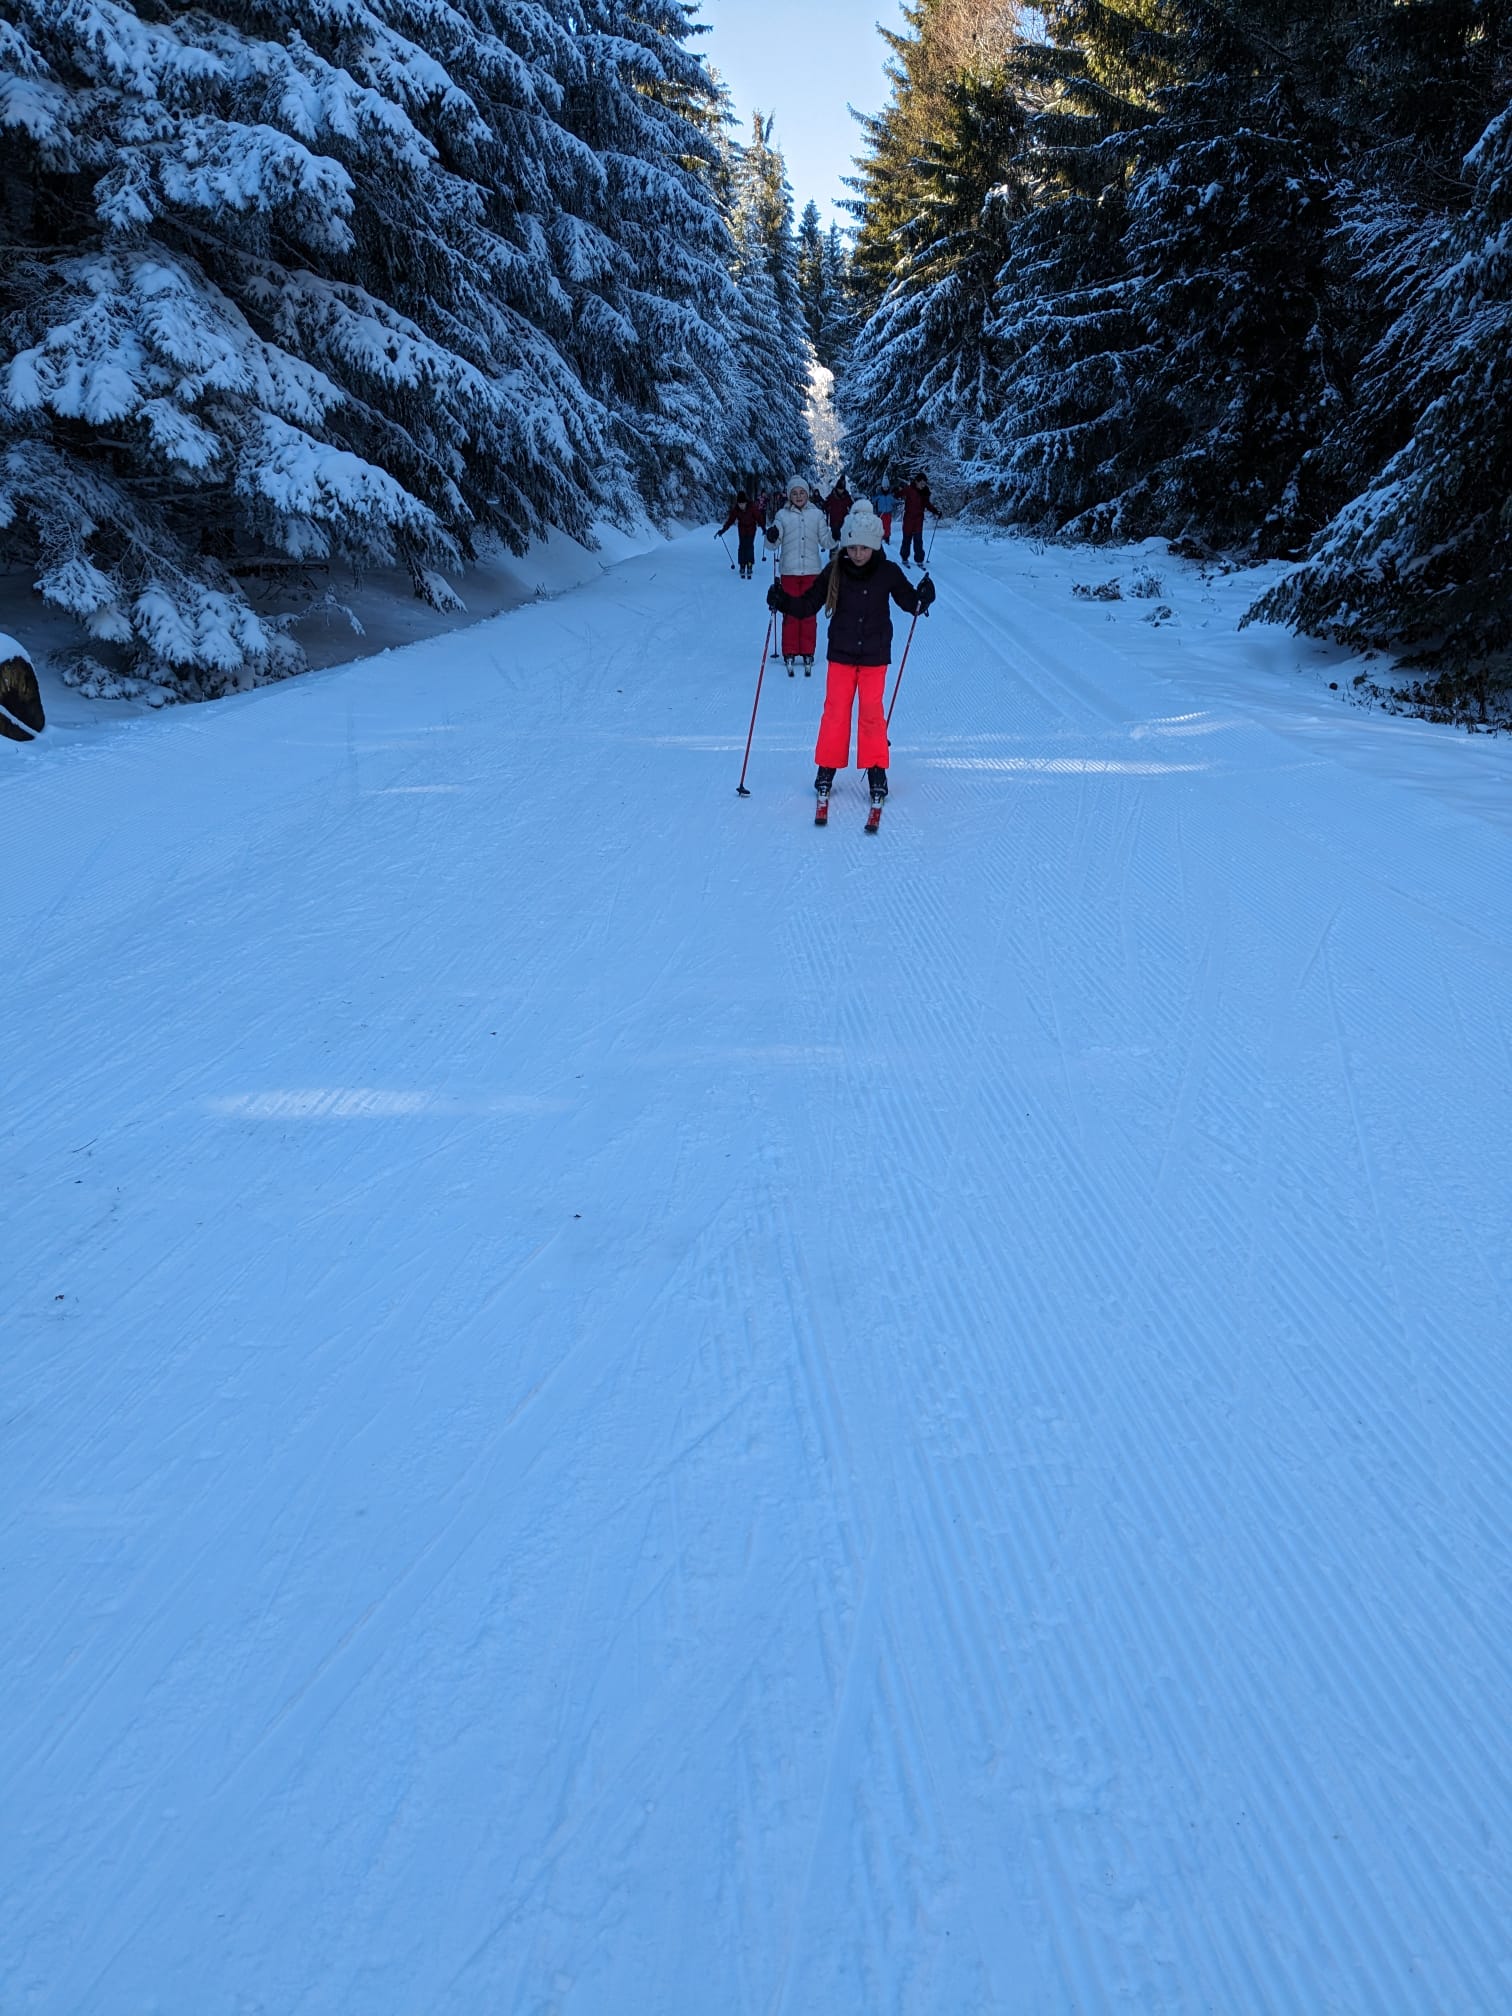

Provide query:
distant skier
left=766, top=502, right=935, bottom=824
left=718, top=491, right=764, bottom=579
left=873, top=481, right=898, bottom=545
left=763, top=476, right=830, bottom=675
left=822, top=474, right=853, bottom=553
left=899, top=472, right=940, bottom=566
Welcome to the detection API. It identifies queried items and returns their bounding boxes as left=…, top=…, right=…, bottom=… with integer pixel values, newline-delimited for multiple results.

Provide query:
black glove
left=764, top=527, right=779, bottom=543
left=917, top=574, right=936, bottom=611
left=766, top=582, right=785, bottom=611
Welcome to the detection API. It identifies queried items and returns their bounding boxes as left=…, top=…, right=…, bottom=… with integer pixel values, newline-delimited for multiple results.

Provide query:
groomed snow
left=3, top=528, right=1511, bottom=2012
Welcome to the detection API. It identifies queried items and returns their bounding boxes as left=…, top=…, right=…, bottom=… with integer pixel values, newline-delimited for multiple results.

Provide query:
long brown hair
left=825, top=557, right=843, bottom=618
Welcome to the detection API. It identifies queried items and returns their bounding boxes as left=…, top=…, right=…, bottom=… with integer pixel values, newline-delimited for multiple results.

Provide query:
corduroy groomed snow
left=838, top=506, right=885, bottom=550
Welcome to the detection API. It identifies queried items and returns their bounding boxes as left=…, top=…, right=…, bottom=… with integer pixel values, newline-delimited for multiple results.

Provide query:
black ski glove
left=766, top=582, right=785, bottom=611
left=917, top=574, right=936, bottom=612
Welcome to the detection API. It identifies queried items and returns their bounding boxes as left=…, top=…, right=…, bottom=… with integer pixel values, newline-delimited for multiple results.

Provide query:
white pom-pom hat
left=838, top=505, right=885, bottom=550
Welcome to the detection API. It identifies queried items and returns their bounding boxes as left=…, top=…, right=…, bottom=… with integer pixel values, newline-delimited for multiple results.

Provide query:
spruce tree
left=1250, top=101, right=1512, bottom=706
left=553, top=0, right=743, bottom=519
left=721, top=115, right=813, bottom=487
left=844, top=69, right=1025, bottom=483
left=796, top=200, right=827, bottom=356
left=0, top=0, right=770, bottom=692
left=817, top=225, right=861, bottom=372
left=965, top=0, right=1163, bottom=528
left=844, top=0, right=1019, bottom=316
left=0, top=0, right=608, bottom=691
left=1083, top=0, right=1350, bottom=553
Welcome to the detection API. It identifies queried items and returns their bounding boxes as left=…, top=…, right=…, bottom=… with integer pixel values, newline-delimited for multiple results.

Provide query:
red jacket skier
left=899, top=474, right=940, bottom=565
left=767, top=501, right=935, bottom=819
left=718, top=493, right=764, bottom=578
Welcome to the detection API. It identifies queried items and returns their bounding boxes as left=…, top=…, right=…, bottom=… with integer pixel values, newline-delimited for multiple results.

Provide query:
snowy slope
left=3, top=529, right=1512, bottom=2014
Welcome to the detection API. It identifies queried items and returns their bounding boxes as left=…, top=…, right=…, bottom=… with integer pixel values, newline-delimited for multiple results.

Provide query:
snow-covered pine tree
left=722, top=115, right=813, bottom=487
left=0, top=0, right=611, bottom=694
left=817, top=225, right=861, bottom=373
left=968, top=0, right=1355, bottom=552
left=1069, top=0, right=1350, bottom=554
left=844, top=0, right=1020, bottom=316
left=797, top=209, right=858, bottom=373
left=552, top=0, right=744, bottom=520
left=1249, top=102, right=1512, bottom=708
left=842, top=69, right=1025, bottom=484
left=963, top=1, right=1162, bottom=528
left=797, top=201, right=827, bottom=356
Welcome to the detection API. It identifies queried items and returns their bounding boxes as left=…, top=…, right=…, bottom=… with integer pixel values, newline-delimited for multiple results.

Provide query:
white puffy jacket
left=765, top=502, right=831, bottom=577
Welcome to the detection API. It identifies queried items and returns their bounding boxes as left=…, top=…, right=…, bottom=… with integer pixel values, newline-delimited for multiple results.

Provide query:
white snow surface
left=4, top=527, right=1512, bottom=2013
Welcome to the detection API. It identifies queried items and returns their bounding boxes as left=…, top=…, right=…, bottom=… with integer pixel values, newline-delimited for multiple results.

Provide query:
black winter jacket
left=773, top=551, right=930, bottom=666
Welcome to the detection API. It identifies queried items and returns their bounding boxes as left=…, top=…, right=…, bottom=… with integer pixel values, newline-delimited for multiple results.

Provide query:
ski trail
left=3, top=528, right=1512, bottom=2012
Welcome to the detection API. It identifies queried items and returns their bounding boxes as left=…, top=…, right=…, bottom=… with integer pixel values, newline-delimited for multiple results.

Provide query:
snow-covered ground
left=4, top=527, right=1511, bottom=2013
left=0, top=517, right=669, bottom=732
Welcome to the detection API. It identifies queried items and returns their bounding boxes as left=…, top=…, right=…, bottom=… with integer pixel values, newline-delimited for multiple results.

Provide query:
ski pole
left=736, top=609, right=775, bottom=797
left=718, top=532, right=736, bottom=571
left=926, top=514, right=943, bottom=565
left=885, top=611, right=921, bottom=730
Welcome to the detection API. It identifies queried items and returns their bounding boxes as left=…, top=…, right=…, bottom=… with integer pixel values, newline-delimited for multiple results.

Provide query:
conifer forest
left=1, top=0, right=1508, bottom=706
left=7, top=10, right=1512, bottom=2011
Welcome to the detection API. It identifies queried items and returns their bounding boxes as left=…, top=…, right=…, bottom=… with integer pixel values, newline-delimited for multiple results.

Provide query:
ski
left=865, top=801, right=883, bottom=834
left=815, top=793, right=830, bottom=827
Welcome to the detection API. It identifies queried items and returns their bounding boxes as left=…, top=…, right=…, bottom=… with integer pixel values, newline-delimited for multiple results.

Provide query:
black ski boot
left=785, top=656, right=795, bottom=677
left=803, top=655, right=814, bottom=677
left=865, top=766, right=888, bottom=833
left=814, top=765, right=836, bottom=826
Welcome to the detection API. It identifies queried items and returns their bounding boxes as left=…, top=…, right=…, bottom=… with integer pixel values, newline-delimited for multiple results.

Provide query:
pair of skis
left=815, top=789, right=884, bottom=834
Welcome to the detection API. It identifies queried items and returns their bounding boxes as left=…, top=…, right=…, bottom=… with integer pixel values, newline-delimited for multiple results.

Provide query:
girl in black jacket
left=768, top=502, right=935, bottom=810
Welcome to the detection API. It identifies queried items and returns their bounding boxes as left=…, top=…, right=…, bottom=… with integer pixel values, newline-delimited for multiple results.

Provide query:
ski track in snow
left=3, top=531, right=1512, bottom=2013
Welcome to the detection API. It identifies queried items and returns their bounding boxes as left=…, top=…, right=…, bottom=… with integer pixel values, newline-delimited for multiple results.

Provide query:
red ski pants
left=815, top=662, right=889, bottom=770
left=780, top=575, right=817, bottom=659
left=880, top=513, right=893, bottom=543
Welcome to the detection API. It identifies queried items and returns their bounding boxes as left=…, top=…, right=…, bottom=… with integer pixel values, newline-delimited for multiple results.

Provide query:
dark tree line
left=839, top=0, right=1511, bottom=701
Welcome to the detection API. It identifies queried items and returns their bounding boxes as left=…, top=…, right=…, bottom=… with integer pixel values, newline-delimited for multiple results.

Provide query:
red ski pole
left=885, top=611, right=921, bottom=729
left=736, top=608, right=775, bottom=796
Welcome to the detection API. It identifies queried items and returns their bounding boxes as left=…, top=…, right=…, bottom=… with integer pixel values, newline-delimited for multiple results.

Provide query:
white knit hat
left=838, top=504, right=885, bottom=550
left=787, top=475, right=811, bottom=497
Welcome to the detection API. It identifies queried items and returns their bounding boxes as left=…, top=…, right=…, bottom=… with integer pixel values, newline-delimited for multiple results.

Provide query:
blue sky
left=694, top=0, right=910, bottom=228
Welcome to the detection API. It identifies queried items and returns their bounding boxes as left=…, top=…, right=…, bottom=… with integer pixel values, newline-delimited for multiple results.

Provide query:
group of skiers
left=723, top=473, right=941, bottom=827
left=717, top=470, right=940, bottom=582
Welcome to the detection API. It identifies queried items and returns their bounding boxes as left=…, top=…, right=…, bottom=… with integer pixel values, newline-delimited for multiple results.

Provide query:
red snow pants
left=780, top=574, right=818, bottom=659
left=880, top=513, right=893, bottom=543
left=815, top=662, right=889, bottom=770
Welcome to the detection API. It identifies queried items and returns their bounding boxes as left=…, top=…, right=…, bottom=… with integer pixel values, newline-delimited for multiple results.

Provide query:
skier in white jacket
left=763, top=477, right=830, bottom=675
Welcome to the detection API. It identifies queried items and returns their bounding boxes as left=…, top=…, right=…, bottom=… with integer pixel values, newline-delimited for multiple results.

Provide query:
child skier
left=718, top=492, right=764, bottom=579
left=763, top=477, right=830, bottom=675
left=766, top=502, right=935, bottom=826
left=823, top=474, right=853, bottom=553
left=899, top=472, right=940, bottom=566
left=873, top=481, right=898, bottom=544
